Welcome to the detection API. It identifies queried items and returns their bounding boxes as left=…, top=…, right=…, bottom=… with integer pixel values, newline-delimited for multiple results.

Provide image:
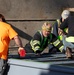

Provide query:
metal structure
left=5, top=52, right=74, bottom=75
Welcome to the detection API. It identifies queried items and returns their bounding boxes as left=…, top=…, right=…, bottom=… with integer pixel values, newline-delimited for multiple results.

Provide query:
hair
left=0, top=14, right=6, bottom=22
left=42, top=22, right=52, bottom=31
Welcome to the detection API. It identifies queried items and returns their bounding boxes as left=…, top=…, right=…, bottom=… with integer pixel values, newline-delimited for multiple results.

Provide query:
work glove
left=18, top=47, right=26, bottom=57
left=35, top=50, right=41, bottom=56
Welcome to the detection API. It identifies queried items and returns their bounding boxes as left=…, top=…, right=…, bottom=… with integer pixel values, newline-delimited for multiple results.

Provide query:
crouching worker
left=60, top=16, right=74, bottom=59
left=24, top=22, right=65, bottom=56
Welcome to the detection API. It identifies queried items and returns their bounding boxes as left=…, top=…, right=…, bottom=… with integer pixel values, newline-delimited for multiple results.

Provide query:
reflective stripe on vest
left=59, top=45, right=64, bottom=52
left=52, top=39, right=64, bottom=52
left=30, top=40, right=40, bottom=52
left=66, top=36, right=74, bottom=42
left=53, top=39, right=60, bottom=46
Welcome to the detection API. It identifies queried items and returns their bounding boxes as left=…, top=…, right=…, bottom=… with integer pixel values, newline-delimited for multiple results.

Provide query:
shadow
left=40, top=64, right=74, bottom=75
left=10, top=24, right=32, bottom=41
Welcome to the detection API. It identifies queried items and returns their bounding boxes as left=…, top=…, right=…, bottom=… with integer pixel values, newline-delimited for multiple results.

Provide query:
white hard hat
left=61, top=10, right=70, bottom=19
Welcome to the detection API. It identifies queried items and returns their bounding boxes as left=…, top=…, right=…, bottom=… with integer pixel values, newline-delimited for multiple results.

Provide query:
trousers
left=0, top=59, right=7, bottom=75
left=62, top=35, right=74, bottom=50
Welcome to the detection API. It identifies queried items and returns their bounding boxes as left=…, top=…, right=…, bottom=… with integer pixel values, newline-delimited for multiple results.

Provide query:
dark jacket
left=60, top=16, right=74, bottom=37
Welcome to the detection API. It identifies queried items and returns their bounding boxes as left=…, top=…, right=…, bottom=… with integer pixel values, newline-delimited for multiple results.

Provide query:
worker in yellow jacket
left=50, top=10, right=71, bottom=58
left=24, top=22, right=65, bottom=55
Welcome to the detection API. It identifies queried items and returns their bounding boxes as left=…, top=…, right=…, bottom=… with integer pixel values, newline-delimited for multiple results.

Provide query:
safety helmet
left=42, top=22, right=52, bottom=31
left=61, top=10, right=70, bottom=19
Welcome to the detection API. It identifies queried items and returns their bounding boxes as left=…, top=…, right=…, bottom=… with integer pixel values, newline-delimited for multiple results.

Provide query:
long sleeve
left=60, top=18, right=68, bottom=30
left=51, top=34, right=64, bottom=52
left=30, top=31, right=41, bottom=52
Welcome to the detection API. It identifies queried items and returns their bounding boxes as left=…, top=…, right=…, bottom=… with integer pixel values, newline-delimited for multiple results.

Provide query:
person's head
left=0, top=14, right=6, bottom=22
left=42, top=22, right=52, bottom=37
left=61, top=10, right=70, bottom=20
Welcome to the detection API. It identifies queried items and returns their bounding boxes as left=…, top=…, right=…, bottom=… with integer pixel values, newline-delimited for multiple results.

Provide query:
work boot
left=65, top=47, right=72, bottom=59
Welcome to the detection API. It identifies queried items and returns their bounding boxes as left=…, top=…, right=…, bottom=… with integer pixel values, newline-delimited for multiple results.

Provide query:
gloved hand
left=18, top=47, right=26, bottom=57
left=36, top=50, right=41, bottom=56
left=36, top=50, right=41, bottom=53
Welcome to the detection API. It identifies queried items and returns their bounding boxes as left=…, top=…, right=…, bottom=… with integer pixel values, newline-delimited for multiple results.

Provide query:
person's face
left=42, top=30, right=51, bottom=37
left=0, top=18, right=3, bottom=22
